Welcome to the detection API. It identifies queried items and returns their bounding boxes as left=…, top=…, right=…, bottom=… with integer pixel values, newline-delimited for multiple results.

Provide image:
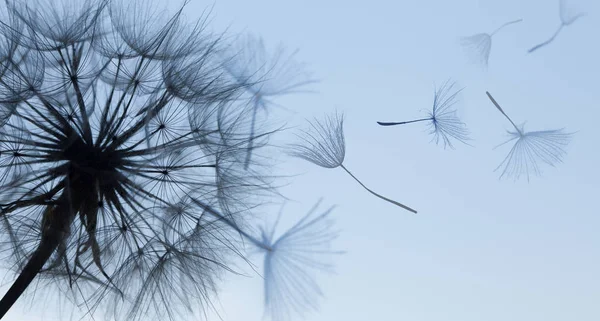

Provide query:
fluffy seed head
left=288, top=112, right=346, bottom=169
left=0, top=0, right=276, bottom=319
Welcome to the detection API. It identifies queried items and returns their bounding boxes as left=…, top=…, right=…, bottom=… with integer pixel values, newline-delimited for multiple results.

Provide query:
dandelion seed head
left=460, top=33, right=492, bottom=67
left=495, top=124, right=573, bottom=181
left=222, top=33, right=317, bottom=107
left=288, top=112, right=346, bottom=169
left=427, top=80, right=470, bottom=149
left=559, top=0, right=586, bottom=25
left=254, top=199, right=342, bottom=321
left=10, top=0, right=103, bottom=49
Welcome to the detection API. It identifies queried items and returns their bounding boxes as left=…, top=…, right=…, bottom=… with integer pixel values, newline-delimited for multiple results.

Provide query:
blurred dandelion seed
left=290, top=112, right=417, bottom=214
left=377, top=80, right=470, bottom=149
left=222, top=34, right=318, bottom=170
left=485, top=91, right=573, bottom=181
left=461, top=18, right=522, bottom=67
left=253, top=199, right=342, bottom=321
left=528, top=0, right=586, bottom=53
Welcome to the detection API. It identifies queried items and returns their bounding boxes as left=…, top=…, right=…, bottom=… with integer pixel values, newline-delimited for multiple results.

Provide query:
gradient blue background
left=4, top=0, right=599, bottom=320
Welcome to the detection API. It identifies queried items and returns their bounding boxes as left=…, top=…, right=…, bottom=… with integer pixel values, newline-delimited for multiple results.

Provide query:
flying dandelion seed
left=222, top=34, right=318, bottom=170
left=290, top=112, right=417, bottom=214
left=257, top=200, right=342, bottom=321
left=0, top=0, right=281, bottom=320
left=485, top=91, right=573, bottom=181
left=528, top=0, right=586, bottom=53
left=377, top=79, right=470, bottom=149
left=461, top=18, right=522, bottom=67
left=223, top=199, right=343, bottom=321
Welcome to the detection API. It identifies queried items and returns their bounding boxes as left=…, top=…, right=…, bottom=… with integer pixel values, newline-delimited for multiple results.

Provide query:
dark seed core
left=62, top=135, right=122, bottom=174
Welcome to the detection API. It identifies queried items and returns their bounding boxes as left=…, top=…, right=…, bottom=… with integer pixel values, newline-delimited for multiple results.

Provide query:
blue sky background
left=4, top=0, right=600, bottom=320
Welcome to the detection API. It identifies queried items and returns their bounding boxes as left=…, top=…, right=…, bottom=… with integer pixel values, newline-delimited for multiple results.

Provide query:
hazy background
left=5, top=0, right=600, bottom=320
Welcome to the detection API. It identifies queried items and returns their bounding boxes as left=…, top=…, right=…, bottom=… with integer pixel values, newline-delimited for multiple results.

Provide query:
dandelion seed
left=461, top=18, right=522, bottom=67
left=377, top=79, right=470, bottom=149
left=528, top=0, right=585, bottom=53
left=255, top=200, right=342, bottom=321
left=486, top=91, right=573, bottom=181
left=222, top=34, right=317, bottom=170
left=200, top=199, right=342, bottom=321
left=290, top=112, right=417, bottom=213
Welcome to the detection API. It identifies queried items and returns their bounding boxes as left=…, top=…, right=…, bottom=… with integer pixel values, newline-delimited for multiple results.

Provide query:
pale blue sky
left=4, top=0, right=600, bottom=320
left=202, top=0, right=600, bottom=321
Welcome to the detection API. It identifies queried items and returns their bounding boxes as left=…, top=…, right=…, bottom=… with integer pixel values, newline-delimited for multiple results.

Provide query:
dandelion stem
left=339, top=165, right=417, bottom=214
left=490, top=19, right=523, bottom=36
left=0, top=239, right=59, bottom=319
left=377, top=118, right=432, bottom=126
left=0, top=199, right=74, bottom=319
left=244, top=97, right=260, bottom=170
left=528, top=24, right=564, bottom=53
left=485, top=91, right=523, bottom=135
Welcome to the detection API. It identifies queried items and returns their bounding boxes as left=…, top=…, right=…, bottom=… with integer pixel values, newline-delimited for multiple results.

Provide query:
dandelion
left=0, top=0, right=277, bottom=320
left=461, top=18, right=522, bottom=67
left=222, top=33, right=317, bottom=170
left=528, top=0, right=585, bottom=53
left=377, top=79, right=470, bottom=149
left=485, top=91, right=573, bottom=181
left=290, top=112, right=417, bottom=214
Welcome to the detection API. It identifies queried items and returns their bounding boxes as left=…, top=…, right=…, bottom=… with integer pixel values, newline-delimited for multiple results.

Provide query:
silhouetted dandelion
left=485, top=91, right=573, bottom=181
left=528, top=0, right=585, bottom=53
left=222, top=33, right=317, bottom=170
left=377, top=80, right=470, bottom=149
left=0, top=0, right=279, bottom=320
left=290, top=112, right=417, bottom=213
left=461, top=18, right=522, bottom=67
